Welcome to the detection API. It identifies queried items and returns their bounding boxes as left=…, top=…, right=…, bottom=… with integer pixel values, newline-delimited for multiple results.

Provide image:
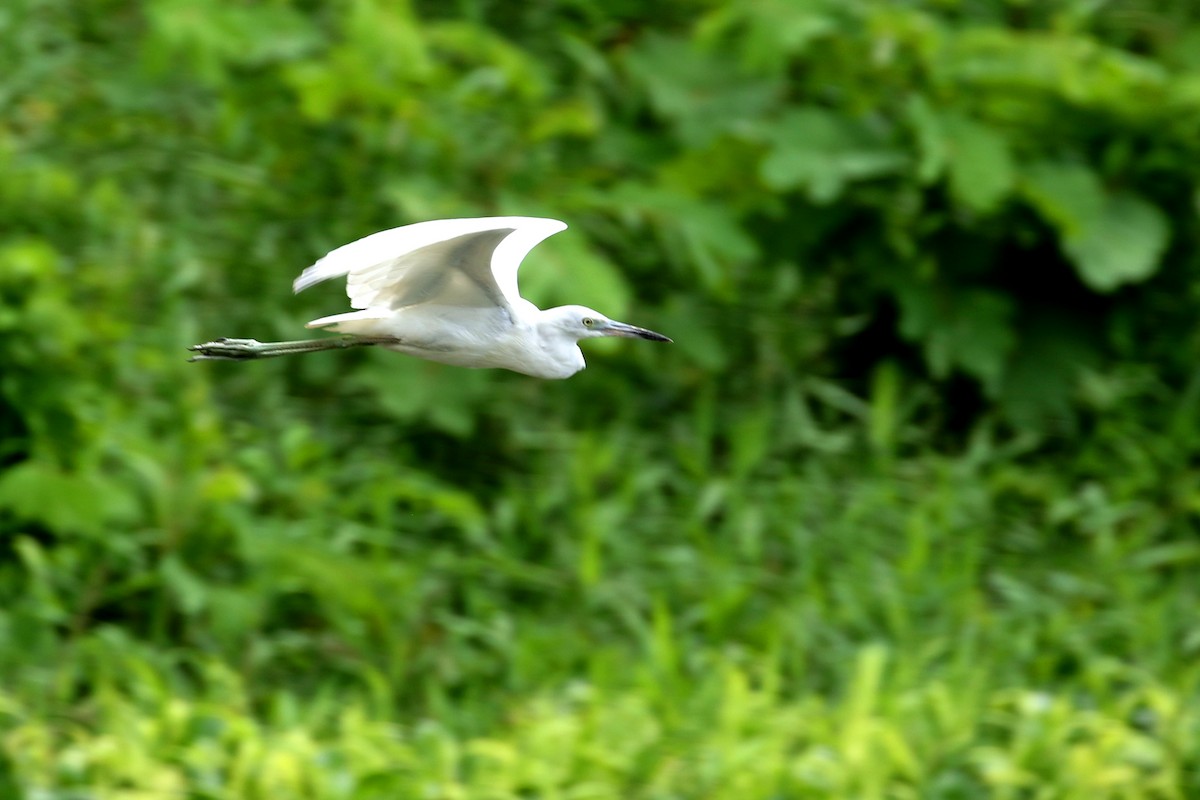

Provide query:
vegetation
left=3, top=0, right=1199, bottom=796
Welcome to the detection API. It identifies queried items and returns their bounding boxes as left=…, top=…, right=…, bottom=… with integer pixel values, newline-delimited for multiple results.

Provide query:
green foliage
left=1021, top=160, right=1171, bottom=291
left=3, top=0, right=1200, bottom=795
left=4, top=649, right=1196, bottom=797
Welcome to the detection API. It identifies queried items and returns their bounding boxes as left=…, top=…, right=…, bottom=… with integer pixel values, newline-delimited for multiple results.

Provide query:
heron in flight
left=189, top=217, right=670, bottom=379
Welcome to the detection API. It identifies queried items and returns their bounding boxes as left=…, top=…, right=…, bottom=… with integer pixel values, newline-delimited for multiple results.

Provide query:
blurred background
left=3, top=0, right=1200, bottom=795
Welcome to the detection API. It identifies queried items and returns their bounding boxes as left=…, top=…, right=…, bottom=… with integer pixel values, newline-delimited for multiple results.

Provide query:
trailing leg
left=187, top=335, right=396, bottom=361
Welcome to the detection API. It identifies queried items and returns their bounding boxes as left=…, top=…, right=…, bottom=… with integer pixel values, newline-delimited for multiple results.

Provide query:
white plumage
left=190, top=216, right=670, bottom=379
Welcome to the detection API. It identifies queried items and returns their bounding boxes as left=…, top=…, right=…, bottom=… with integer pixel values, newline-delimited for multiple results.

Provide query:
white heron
left=189, top=216, right=670, bottom=379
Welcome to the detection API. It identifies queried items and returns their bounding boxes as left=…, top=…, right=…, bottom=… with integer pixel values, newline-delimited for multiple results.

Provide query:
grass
left=3, top=384, right=1198, bottom=797
left=4, top=649, right=1193, bottom=798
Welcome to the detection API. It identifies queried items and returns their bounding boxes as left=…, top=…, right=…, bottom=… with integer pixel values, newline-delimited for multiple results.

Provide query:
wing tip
left=535, top=217, right=568, bottom=234
left=293, top=261, right=338, bottom=294
left=514, top=216, right=567, bottom=242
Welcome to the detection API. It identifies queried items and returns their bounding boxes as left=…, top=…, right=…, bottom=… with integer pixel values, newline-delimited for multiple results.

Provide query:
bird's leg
left=188, top=335, right=396, bottom=361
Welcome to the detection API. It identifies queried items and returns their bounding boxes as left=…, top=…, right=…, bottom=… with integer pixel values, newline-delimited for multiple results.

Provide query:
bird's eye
left=582, top=318, right=594, bottom=327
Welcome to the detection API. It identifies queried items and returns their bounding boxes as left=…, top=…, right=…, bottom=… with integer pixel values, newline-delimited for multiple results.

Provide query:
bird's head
left=547, top=305, right=672, bottom=344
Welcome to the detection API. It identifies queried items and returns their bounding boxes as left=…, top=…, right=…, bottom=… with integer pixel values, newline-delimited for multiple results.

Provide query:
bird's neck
left=531, top=314, right=585, bottom=379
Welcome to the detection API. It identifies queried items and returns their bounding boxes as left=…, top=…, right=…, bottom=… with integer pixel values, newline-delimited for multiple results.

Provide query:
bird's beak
left=601, top=320, right=672, bottom=342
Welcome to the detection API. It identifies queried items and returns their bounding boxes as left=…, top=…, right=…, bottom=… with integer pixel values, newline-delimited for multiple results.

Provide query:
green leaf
left=601, top=184, right=758, bottom=297
left=905, top=99, right=1014, bottom=212
left=760, top=108, right=909, bottom=203
left=997, top=312, right=1098, bottom=427
left=160, top=554, right=208, bottom=616
left=906, top=95, right=948, bottom=185
left=146, top=0, right=320, bottom=81
left=351, top=358, right=495, bottom=437
left=1019, top=161, right=1106, bottom=237
left=943, top=114, right=1015, bottom=213
left=625, top=34, right=782, bottom=147
left=0, top=238, right=59, bottom=286
left=0, top=461, right=136, bottom=538
left=1021, top=161, right=1170, bottom=291
left=1062, top=193, right=1170, bottom=291
left=894, top=281, right=1016, bottom=394
left=937, top=29, right=1168, bottom=110
left=697, top=0, right=840, bottom=74
left=529, top=99, right=602, bottom=141
left=656, top=296, right=730, bottom=372
left=673, top=204, right=759, bottom=296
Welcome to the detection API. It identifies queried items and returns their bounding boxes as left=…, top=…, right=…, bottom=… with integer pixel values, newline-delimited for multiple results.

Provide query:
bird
left=189, top=216, right=671, bottom=379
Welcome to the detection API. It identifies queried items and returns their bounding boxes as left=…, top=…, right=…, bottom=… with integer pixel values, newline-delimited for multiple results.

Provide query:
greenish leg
left=187, top=336, right=397, bottom=361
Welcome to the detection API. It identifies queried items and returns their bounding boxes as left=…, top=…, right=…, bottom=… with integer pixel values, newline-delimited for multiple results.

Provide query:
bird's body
left=190, top=216, right=669, bottom=378
left=329, top=301, right=587, bottom=379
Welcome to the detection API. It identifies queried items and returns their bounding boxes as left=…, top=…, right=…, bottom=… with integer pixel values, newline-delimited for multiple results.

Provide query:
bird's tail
left=304, top=308, right=392, bottom=329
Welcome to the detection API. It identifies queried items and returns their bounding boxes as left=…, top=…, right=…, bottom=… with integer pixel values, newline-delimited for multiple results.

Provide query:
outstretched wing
left=293, top=216, right=567, bottom=312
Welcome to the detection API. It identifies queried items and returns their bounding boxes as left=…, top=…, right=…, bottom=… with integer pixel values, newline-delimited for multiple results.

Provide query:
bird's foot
left=188, top=338, right=265, bottom=361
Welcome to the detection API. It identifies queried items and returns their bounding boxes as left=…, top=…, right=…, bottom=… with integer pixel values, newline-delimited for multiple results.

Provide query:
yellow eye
left=582, top=318, right=594, bottom=327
